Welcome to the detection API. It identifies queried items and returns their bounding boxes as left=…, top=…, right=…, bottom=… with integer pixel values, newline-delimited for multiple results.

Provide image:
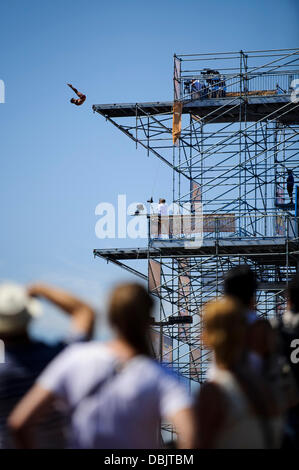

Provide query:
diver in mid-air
left=67, top=83, right=86, bottom=106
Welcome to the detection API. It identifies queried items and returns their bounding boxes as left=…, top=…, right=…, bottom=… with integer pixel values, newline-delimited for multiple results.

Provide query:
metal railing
left=182, top=71, right=299, bottom=101
left=149, top=213, right=299, bottom=241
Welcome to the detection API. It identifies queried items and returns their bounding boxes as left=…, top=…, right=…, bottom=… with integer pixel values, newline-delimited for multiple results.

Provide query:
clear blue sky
left=0, top=0, right=298, bottom=341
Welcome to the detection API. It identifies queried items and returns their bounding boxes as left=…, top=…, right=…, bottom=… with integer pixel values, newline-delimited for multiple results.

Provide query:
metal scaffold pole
left=93, top=48, right=299, bottom=388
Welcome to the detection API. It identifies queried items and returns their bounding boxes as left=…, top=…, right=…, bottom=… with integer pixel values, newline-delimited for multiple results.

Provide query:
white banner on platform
left=174, top=56, right=181, bottom=101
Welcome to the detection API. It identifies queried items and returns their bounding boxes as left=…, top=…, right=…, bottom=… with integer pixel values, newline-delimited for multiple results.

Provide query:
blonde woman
left=196, top=297, right=282, bottom=449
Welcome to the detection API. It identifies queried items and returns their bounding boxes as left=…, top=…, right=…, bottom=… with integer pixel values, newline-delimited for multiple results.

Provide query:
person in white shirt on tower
left=158, top=198, right=169, bottom=239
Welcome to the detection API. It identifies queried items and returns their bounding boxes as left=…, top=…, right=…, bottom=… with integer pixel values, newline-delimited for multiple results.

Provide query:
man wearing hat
left=0, top=282, right=95, bottom=448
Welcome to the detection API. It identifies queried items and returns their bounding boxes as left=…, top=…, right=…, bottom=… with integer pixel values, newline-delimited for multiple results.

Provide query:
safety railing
left=181, top=71, right=299, bottom=101
left=149, top=213, right=299, bottom=241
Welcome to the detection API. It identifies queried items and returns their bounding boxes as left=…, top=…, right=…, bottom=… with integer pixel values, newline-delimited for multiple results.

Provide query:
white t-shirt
left=38, top=342, right=192, bottom=449
left=208, top=367, right=266, bottom=449
left=158, top=203, right=168, bottom=216
left=205, top=366, right=283, bottom=449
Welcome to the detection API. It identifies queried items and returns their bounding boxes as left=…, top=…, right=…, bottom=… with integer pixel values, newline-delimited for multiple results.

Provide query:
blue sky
left=0, top=0, right=298, bottom=341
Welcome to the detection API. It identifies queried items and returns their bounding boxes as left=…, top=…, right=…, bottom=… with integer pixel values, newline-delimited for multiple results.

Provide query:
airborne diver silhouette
left=67, top=83, right=86, bottom=106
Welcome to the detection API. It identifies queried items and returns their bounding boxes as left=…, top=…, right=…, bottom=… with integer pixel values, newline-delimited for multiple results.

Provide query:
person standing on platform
left=158, top=198, right=169, bottom=239
left=287, top=169, right=294, bottom=203
left=219, top=76, right=226, bottom=97
left=191, top=79, right=203, bottom=99
left=211, top=77, right=219, bottom=98
left=158, top=198, right=168, bottom=217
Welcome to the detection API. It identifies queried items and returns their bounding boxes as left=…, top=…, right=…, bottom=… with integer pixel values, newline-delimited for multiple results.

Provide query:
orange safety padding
left=172, top=101, right=183, bottom=145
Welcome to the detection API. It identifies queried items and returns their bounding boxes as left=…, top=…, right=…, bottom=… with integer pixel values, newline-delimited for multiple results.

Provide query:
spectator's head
left=159, top=198, right=166, bottom=204
left=108, top=283, right=153, bottom=357
left=247, top=319, right=275, bottom=357
left=224, top=265, right=257, bottom=309
left=287, top=169, right=292, bottom=174
left=0, top=283, right=42, bottom=339
left=287, top=275, right=299, bottom=314
left=203, top=297, right=246, bottom=368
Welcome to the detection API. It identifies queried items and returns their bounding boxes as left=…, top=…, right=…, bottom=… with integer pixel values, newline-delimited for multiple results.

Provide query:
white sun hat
left=0, top=282, right=42, bottom=335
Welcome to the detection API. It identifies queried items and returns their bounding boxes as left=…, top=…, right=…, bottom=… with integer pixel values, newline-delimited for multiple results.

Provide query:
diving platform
left=94, top=237, right=299, bottom=267
left=92, top=49, right=299, bottom=385
left=93, top=94, right=299, bottom=124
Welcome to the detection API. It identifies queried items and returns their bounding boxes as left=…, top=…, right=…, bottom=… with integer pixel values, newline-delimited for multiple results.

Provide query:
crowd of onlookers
left=0, top=266, right=298, bottom=449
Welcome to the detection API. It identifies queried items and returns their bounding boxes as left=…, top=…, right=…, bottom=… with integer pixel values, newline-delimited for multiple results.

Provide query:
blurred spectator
left=8, top=283, right=195, bottom=449
left=0, top=282, right=95, bottom=448
left=248, top=318, right=298, bottom=425
left=224, top=265, right=258, bottom=324
left=224, top=265, right=298, bottom=428
left=273, top=275, right=299, bottom=448
left=196, top=297, right=283, bottom=449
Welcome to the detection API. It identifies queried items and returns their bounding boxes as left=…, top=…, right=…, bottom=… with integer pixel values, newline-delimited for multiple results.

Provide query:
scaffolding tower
left=93, top=49, right=299, bottom=388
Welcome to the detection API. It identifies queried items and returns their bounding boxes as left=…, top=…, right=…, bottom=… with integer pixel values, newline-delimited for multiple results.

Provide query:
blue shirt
left=0, top=331, right=86, bottom=448
left=191, top=80, right=202, bottom=92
